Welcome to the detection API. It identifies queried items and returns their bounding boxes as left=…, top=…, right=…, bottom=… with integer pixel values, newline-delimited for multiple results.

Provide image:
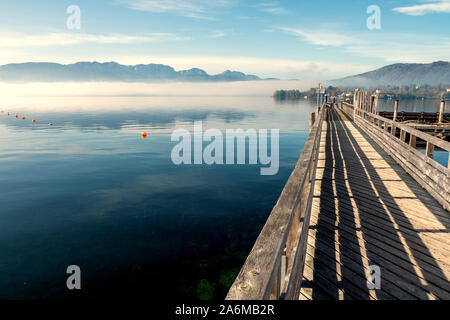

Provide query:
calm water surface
left=0, top=96, right=315, bottom=300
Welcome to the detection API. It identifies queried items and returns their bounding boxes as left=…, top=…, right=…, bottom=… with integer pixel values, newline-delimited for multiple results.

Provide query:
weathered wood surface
left=340, top=102, right=354, bottom=120
left=354, top=108, right=450, bottom=211
left=300, top=107, right=450, bottom=300
left=226, top=106, right=326, bottom=300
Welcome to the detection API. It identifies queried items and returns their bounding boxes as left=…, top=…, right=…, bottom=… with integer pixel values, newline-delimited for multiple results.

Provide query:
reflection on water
left=0, top=96, right=315, bottom=300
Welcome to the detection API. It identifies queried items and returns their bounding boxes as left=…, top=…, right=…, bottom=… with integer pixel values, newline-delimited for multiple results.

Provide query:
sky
left=0, top=0, right=449, bottom=80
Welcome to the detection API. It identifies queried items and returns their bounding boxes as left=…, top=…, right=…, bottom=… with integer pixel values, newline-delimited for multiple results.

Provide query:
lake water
left=0, top=94, right=446, bottom=300
left=0, top=95, right=316, bottom=300
left=377, top=99, right=450, bottom=113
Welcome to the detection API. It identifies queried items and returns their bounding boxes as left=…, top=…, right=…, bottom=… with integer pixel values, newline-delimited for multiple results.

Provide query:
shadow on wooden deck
left=303, top=107, right=450, bottom=300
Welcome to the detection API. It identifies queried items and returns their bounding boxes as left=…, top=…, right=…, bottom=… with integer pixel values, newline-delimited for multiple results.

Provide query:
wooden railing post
left=280, top=250, right=287, bottom=296
left=439, top=100, right=445, bottom=124
left=400, top=129, right=406, bottom=142
left=366, top=92, right=370, bottom=112
left=426, top=142, right=435, bottom=159
left=270, top=265, right=280, bottom=300
left=448, top=153, right=450, bottom=170
left=309, top=112, right=316, bottom=130
left=391, top=124, right=396, bottom=136
left=409, top=134, right=416, bottom=148
left=353, top=90, right=359, bottom=118
left=393, top=100, right=399, bottom=122
left=370, top=95, right=375, bottom=113
left=374, top=93, right=379, bottom=114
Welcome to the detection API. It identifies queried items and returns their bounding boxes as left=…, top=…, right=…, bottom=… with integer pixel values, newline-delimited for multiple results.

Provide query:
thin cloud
left=0, top=32, right=189, bottom=48
left=278, top=26, right=450, bottom=63
left=347, top=40, right=450, bottom=63
left=278, top=27, right=358, bottom=46
left=255, top=2, right=288, bottom=15
left=117, top=0, right=235, bottom=20
left=209, top=30, right=226, bottom=38
left=393, top=0, right=450, bottom=16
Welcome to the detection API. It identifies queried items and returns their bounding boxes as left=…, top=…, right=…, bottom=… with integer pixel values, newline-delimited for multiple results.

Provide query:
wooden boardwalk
left=227, top=93, right=449, bottom=301
left=300, top=107, right=450, bottom=300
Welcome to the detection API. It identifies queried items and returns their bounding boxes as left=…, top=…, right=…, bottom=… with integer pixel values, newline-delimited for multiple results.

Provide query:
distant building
left=447, top=88, right=450, bottom=93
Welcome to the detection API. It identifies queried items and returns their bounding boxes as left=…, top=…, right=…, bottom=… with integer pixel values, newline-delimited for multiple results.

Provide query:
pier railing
left=226, top=104, right=326, bottom=300
left=339, top=102, right=355, bottom=120
left=350, top=90, right=450, bottom=211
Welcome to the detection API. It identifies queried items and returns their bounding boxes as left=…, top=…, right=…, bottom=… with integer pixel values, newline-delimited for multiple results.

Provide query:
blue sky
left=0, top=0, right=449, bottom=79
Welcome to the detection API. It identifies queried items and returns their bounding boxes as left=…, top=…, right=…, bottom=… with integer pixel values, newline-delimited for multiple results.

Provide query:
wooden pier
left=226, top=90, right=450, bottom=300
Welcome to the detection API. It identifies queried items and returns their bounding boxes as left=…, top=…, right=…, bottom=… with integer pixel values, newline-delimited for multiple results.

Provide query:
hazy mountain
left=334, top=61, right=450, bottom=86
left=0, top=61, right=262, bottom=82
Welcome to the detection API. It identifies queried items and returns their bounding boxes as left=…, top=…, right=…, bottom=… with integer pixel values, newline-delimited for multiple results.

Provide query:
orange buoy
left=15, top=115, right=18, bottom=118
left=22, top=116, right=26, bottom=120
left=32, top=119, right=36, bottom=123
left=141, top=131, right=148, bottom=139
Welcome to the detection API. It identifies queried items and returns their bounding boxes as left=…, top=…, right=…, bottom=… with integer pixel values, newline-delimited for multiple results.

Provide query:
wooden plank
left=309, top=210, right=450, bottom=299
left=314, top=192, right=450, bottom=251
left=317, top=177, right=450, bottom=225
left=307, top=228, right=420, bottom=300
left=307, top=219, right=439, bottom=300
left=312, top=201, right=450, bottom=273
left=310, top=207, right=450, bottom=286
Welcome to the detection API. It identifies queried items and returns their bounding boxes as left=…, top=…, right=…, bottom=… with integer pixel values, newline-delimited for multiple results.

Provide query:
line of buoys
left=4, top=110, right=148, bottom=135
left=1, top=110, right=53, bottom=126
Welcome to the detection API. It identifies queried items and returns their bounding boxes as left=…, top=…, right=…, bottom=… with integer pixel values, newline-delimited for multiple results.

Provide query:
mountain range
left=0, top=62, right=261, bottom=82
left=335, top=61, right=450, bottom=86
left=1, top=60, right=449, bottom=86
